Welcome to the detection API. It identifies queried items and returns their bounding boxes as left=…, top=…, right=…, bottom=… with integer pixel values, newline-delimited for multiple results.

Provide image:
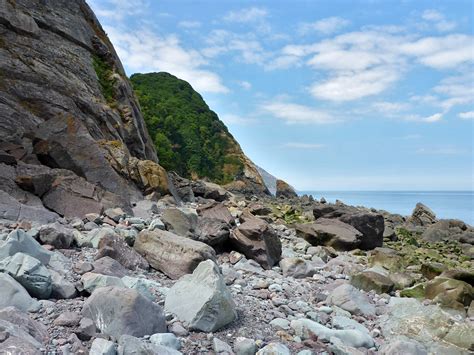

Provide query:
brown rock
left=197, top=202, right=234, bottom=225
left=96, top=233, right=149, bottom=270
left=134, top=230, right=216, bottom=279
left=230, top=217, right=281, bottom=269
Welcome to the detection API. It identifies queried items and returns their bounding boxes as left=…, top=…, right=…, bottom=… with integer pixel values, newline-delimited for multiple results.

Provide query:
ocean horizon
left=299, top=190, right=474, bottom=225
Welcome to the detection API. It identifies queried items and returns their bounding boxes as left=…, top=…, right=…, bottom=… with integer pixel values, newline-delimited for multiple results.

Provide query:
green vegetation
left=131, top=72, right=244, bottom=184
left=92, top=55, right=116, bottom=104
left=386, top=227, right=472, bottom=269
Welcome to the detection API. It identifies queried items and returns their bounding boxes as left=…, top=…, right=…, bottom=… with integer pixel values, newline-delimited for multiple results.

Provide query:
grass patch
left=92, top=55, right=116, bottom=104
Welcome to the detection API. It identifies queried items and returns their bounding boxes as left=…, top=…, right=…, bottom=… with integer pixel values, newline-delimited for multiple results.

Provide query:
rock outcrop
left=0, top=0, right=167, bottom=223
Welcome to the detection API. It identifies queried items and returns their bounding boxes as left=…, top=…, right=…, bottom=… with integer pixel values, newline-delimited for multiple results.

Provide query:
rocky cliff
left=130, top=72, right=270, bottom=196
left=0, top=0, right=168, bottom=223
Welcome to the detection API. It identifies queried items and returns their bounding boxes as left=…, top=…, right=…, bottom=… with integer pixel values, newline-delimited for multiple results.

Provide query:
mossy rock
left=400, top=283, right=426, bottom=299
left=351, top=270, right=394, bottom=294
left=369, top=247, right=405, bottom=272
left=425, top=277, right=474, bottom=309
left=421, top=262, right=448, bottom=280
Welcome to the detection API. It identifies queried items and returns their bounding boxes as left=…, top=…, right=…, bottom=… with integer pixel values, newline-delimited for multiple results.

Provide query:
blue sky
left=87, top=0, right=473, bottom=191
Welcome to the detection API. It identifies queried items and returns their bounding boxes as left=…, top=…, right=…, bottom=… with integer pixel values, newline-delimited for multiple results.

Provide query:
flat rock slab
left=82, top=286, right=166, bottom=338
left=134, top=230, right=216, bottom=279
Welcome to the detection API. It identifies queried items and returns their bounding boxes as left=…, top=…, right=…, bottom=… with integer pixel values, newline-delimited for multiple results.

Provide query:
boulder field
left=0, top=190, right=472, bottom=354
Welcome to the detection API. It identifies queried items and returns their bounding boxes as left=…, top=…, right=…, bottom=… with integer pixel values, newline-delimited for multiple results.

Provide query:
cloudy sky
left=87, top=0, right=473, bottom=191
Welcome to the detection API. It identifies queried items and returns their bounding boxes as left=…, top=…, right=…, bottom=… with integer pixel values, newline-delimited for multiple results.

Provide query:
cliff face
left=131, top=72, right=269, bottom=195
left=0, top=0, right=168, bottom=222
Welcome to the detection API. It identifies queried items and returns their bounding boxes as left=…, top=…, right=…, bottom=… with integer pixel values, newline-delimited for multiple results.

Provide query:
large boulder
left=326, top=284, right=376, bottom=316
left=197, top=202, right=234, bottom=225
left=0, top=252, right=52, bottom=299
left=165, top=260, right=237, bottom=332
left=279, top=257, right=324, bottom=279
left=82, top=286, right=166, bottom=338
left=339, top=212, right=384, bottom=250
left=291, top=318, right=374, bottom=348
left=92, top=256, right=130, bottom=278
left=425, top=277, right=473, bottom=310
left=38, top=222, right=75, bottom=248
left=230, top=217, right=281, bottom=269
left=96, top=233, right=149, bottom=270
left=350, top=269, right=394, bottom=294
left=0, top=306, right=49, bottom=345
left=0, top=229, right=52, bottom=265
left=275, top=179, right=297, bottom=199
left=407, top=203, right=437, bottom=226
left=134, top=230, right=216, bottom=279
left=295, top=219, right=362, bottom=251
left=0, top=273, right=40, bottom=312
left=194, top=217, right=230, bottom=246
left=161, top=208, right=197, bottom=237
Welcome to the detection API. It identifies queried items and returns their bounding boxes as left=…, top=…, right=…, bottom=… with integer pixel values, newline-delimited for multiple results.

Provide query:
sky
left=87, top=0, right=474, bottom=191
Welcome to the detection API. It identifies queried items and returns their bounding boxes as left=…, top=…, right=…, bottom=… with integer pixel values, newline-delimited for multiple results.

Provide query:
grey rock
left=76, top=317, right=96, bottom=341
left=0, top=306, right=48, bottom=344
left=0, top=273, right=40, bottom=312
left=230, top=217, right=282, bottom=269
left=82, top=286, right=166, bottom=338
left=161, top=208, right=197, bottom=237
left=104, top=208, right=126, bottom=223
left=38, top=222, right=74, bottom=248
left=81, top=272, right=125, bottom=294
left=49, top=269, right=77, bottom=299
left=0, top=229, right=52, bottom=265
left=87, top=228, right=116, bottom=248
left=326, top=284, right=376, bottom=316
left=54, top=312, right=81, bottom=327
left=213, top=337, right=234, bottom=354
left=0, top=252, right=52, bottom=298
left=90, top=338, right=117, bottom=355
left=256, top=343, right=290, bottom=355
left=96, top=233, right=149, bottom=270
left=233, top=337, right=256, bottom=355
left=92, top=256, right=130, bottom=277
left=0, top=319, right=44, bottom=353
left=148, top=218, right=166, bottom=231
left=165, top=260, right=237, bottom=332
left=270, top=318, right=290, bottom=330
left=379, top=338, right=427, bottom=355
left=291, top=318, right=374, bottom=348
left=134, top=229, right=216, bottom=279
left=117, top=334, right=182, bottom=355
left=150, top=333, right=181, bottom=350
left=328, top=337, right=365, bottom=355
left=407, top=203, right=437, bottom=226
left=279, top=257, right=324, bottom=278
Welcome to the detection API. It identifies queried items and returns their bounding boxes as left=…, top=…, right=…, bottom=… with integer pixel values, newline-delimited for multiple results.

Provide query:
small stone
left=89, top=338, right=116, bottom=355
left=169, top=322, right=188, bottom=336
left=213, top=337, right=233, bottom=354
left=150, top=333, right=181, bottom=350
left=54, top=312, right=81, bottom=327
left=256, top=343, right=290, bottom=355
left=270, top=318, right=290, bottom=330
left=234, top=337, right=256, bottom=355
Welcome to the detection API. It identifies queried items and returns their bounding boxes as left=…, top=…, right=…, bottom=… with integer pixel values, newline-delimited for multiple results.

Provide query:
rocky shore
left=0, top=183, right=472, bottom=355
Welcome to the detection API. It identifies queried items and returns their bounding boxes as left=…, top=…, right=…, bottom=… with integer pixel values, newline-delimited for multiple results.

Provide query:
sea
left=300, top=191, right=474, bottom=226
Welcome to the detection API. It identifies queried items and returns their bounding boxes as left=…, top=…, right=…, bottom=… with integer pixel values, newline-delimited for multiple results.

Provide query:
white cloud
left=261, top=101, right=338, bottom=124
left=400, top=34, right=473, bottom=69
left=178, top=21, right=201, bottom=29
left=298, top=17, right=350, bottom=35
left=404, top=112, right=443, bottom=123
left=237, top=81, right=252, bottom=90
left=266, top=55, right=302, bottom=70
left=284, top=143, right=326, bottom=149
left=310, top=67, right=400, bottom=101
left=87, top=0, right=149, bottom=21
left=416, top=147, right=467, bottom=155
left=373, top=101, right=411, bottom=113
left=400, top=134, right=422, bottom=140
left=223, top=7, right=268, bottom=23
left=422, top=9, right=456, bottom=32
left=104, top=27, right=228, bottom=94
left=459, top=111, right=474, bottom=120
left=202, top=30, right=269, bottom=65
left=221, top=114, right=256, bottom=125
